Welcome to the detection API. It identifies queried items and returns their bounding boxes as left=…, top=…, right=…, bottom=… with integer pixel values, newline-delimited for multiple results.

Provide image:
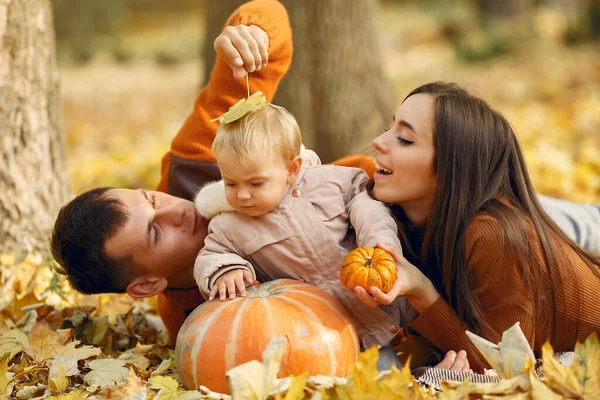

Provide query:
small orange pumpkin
left=340, top=247, right=397, bottom=293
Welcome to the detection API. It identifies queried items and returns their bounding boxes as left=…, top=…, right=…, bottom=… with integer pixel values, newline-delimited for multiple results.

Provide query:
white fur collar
left=194, top=180, right=234, bottom=219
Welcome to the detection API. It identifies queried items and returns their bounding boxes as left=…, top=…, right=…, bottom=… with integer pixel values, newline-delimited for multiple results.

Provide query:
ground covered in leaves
left=1, top=253, right=600, bottom=399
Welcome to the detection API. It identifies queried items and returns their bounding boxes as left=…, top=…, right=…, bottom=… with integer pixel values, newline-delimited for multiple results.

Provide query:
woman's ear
left=286, top=156, right=303, bottom=184
left=126, top=277, right=168, bottom=298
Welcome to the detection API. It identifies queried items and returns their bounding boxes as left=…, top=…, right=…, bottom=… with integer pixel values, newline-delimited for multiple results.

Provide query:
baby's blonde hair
left=212, top=103, right=302, bottom=164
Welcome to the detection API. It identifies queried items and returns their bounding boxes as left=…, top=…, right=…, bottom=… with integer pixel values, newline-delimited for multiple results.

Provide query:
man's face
left=104, top=189, right=208, bottom=283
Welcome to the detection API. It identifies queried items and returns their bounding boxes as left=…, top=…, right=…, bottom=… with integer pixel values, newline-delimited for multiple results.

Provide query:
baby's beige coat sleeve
left=343, top=170, right=402, bottom=252
left=193, top=216, right=257, bottom=294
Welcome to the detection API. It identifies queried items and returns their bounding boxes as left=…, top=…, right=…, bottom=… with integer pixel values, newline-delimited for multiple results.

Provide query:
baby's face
left=218, top=149, right=293, bottom=217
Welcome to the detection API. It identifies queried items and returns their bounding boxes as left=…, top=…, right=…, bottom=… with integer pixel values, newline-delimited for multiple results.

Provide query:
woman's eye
left=151, top=195, right=156, bottom=207
left=251, top=182, right=265, bottom=187
left=397, top=137, right=414, bottom=145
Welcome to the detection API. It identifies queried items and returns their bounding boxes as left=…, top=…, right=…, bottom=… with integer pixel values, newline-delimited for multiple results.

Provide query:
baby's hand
left=209, top=269, right=254, bottom=301
left=214, top=24, right=269, bottom=80
left=435, top=350, right=472, bottom=372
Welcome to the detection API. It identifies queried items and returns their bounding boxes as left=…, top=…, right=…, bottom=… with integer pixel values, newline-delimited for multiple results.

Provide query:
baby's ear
left=287, top=156, right=303, bottom=184
left=126, top=277, right=167, bottom=298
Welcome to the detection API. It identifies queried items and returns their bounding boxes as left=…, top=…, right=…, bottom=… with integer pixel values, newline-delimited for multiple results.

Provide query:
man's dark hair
left=51, top=187, right=134, bottom=294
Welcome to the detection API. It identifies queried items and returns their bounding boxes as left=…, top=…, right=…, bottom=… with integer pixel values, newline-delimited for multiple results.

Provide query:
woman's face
left=371, top=93, right=437, bottom=224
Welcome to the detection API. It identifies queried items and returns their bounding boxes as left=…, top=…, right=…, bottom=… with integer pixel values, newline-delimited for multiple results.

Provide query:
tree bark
left=0, top=0, right=71, bottom=252
left=275, top=0, right=394, bottom=163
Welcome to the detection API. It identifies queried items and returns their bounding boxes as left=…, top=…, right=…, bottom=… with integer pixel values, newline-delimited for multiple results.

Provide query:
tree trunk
left=476, top=0, right=534, bottom=21
left=275, top=0, right=394, bottom=163
left=0, top=0, right=71, bottom=252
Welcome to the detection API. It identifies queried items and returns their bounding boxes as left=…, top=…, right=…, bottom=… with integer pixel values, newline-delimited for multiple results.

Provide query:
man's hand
left=209, top=269, right=254, bottom=301
left=214, top=24, right=269, bottom=80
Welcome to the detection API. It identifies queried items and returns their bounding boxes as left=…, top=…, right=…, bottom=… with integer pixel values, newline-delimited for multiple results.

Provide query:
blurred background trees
left=0, top=0, right=70, bottom=252
left=49, top=0, right=600, bottom=202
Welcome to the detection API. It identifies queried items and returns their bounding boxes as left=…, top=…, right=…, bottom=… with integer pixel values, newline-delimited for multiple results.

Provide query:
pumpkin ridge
left=271, top=294, right=337, bottom=373
left=225, top=299, right=250, bottom=372
left=189, top=300, right=237, bottom=389
left=281, top=288, right=360, bottom=351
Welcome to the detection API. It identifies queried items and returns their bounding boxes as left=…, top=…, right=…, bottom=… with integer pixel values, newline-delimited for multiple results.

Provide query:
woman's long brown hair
left=370, top=82, right=600, bottom=335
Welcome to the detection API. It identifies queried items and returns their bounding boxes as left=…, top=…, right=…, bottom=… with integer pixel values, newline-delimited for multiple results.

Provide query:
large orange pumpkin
left=175, top=279, right=359, bottom=393
left=340, top=247, right=397, bottom=293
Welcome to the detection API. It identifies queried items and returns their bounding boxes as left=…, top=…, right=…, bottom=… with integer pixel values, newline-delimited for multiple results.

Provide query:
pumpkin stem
left=365, top=256, right=373, bottom=268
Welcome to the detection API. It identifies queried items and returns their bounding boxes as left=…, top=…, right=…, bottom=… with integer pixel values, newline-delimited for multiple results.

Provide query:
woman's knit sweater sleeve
left=156, top=0, right=292, bottom=199
left=409, top=216, right=535, bottom=372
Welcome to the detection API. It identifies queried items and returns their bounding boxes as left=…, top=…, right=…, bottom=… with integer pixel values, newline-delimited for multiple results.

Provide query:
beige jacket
left=194, top=151, right=418, bottom=347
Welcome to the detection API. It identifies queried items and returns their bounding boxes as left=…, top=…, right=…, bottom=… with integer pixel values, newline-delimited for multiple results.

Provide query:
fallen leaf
left=0, top=328, right=28, bottom=361
left=48, top=364, right=69, bottom=394
left=83, top=358, right=129, bottom=389
left=149, top=375, right=181, bottom=400
left=49, top=356, right=79, bottom=378
left=282, top=372, right=307, bottom=400
left=466, top=322, right=535, bottom=378
left=0, top=358, right=8, bottom=395
left=540, top=342, right=583, bottom=398
left=105, top=368, right=148, bottom=400
left=24, top=322, right=72, bottom=363
left=226, top=337, right=286, bottom=400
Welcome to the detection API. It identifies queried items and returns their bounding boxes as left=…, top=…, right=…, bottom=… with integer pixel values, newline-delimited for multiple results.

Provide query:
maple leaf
left=281, top=372, right=308, bottom=400
left=83, top=358, right=129, bottom=389
left=0, top=327, right=28, bottom=361
left=575, top=332, right=600, bottom=399
left=149, top=375, right=181, bottom=400
left=48, top=364, right=69, bottom=394
left=0, top=358, right=8, bottom=396
left=210, top=91, right=268, bottom=124
left=540, top=342, right=584, bottom=398
left=226, top=337, right=286, bottom=400
left=24, top=322, right=72, bottom=363
left=46, top=389, right=88, bottom=400
left=50, top=356, right=79, bottom=378
left=105, top=368, right=148, bottom=399
left=466, top=321, right=535, bottom=379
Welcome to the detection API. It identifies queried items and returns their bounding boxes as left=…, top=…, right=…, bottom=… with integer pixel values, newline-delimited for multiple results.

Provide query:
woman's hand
left=353, top=243, right=440, bottom=313
left=435, top=350, right=472, bottom=373
left=214, top=24, right=269, bottom=80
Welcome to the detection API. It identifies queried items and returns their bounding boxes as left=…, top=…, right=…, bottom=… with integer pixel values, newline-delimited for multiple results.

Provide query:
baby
left=194, top=98, right=418, bottom=355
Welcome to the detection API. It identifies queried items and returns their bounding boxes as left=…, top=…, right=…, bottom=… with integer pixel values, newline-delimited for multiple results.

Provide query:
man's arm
left=156, top=0, right=292, bottom=341
left=156, top=0, right=293, bottom=200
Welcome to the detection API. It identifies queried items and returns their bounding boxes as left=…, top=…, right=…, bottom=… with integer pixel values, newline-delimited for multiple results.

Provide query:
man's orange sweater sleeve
left=156, top=0, right=293, bottom=198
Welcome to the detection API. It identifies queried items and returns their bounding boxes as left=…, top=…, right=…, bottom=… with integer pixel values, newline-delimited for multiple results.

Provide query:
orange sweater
left=155, top=0, right=377, bottom=340
left=410, top=214, right=600, bottom=371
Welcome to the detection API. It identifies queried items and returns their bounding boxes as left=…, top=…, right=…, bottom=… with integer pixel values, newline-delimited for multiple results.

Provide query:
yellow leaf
left=48, top=364, right=69, bottom=394
left=226, top=337, right=286, bottom=400
left=149, top=375, right=181, bottom=400
left=24, top=322, right=72, bottom=363
left=575, top=333, right=600, bottom=399
left=106, top=368, right=148, bottom=399
left=83, top=359, right=129, bottom=389
left=0, top=328, right=28, bottom=361
left=0, top=358, right=8, bottom=395
left=47, top=389, right=88, bottom=400
left=283, top=372, right=308, bottom=400
left=540, top=342, right=583, bottom=398
left=210, top=91, right=267, bottom=124
left=529, top=370, right=563, bottom=400
left=348, top=346, right=380, bottom=393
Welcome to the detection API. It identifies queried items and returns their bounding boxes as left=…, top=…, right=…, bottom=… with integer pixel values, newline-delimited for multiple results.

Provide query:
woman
left=355, top=82, right=600, bottom=372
